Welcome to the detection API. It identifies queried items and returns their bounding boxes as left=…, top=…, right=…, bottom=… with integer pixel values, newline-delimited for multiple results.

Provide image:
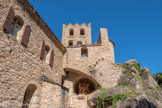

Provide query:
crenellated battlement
left=63, top=23, right=91, bottom=27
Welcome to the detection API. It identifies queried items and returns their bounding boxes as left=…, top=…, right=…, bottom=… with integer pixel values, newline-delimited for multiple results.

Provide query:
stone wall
left=63, top=55, right=123, bottom=89
left=0, top=0, right=67, bottom=108
left=63, top=27, right=118, bottom=88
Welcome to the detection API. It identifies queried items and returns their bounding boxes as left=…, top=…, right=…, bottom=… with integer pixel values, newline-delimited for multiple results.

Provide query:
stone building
left=0, top=0, right=123, bottom=108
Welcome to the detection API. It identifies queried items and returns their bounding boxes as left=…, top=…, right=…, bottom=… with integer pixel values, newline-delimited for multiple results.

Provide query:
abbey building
left=0, top=0, right=123, bottom=108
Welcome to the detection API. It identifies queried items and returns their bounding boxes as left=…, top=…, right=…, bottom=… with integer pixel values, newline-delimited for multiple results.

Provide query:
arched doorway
left=22, top=84, right=37, bottom=108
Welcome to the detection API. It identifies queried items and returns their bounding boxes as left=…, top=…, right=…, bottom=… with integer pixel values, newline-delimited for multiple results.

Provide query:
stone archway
left=63, top=68, right=101, bottom=108
left=63, top=68, right=101, bottom=95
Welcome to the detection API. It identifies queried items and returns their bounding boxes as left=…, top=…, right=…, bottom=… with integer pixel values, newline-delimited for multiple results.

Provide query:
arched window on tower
left=22, top=84, right=37, bottom=108
left=80, top=28, right=85, bottom=35
left=77, top=41, right=82, bottom=46
left=9, top=16, right=24, bottom=37
left=69, top=29, right=74, bottom=35
left=69, top=40, right=73, bottom=46
left=81, top=47, right=88, bottom=57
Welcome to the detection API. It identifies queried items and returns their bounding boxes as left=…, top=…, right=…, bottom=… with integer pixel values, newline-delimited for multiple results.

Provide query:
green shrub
left=97, top=88, right=135, bottom=108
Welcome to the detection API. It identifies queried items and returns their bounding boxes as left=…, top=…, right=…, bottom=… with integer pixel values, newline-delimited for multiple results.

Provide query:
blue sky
left=28, top=0, right=162, bottom=74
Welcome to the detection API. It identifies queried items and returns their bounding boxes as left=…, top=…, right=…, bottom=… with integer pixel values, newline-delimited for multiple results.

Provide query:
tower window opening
left=81, top=47, right=88, bottom=57
left=69, top=40, right=73, bottom=46
left=80, top=28, right=85, bottom=35
left=77, top=41, right=82, bottom=46
left=69, top=29, right=74, bottom=35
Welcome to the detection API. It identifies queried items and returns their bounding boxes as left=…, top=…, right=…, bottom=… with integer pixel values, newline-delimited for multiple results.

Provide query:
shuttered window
left=8, top=16, right=24, bottom=38
left=40, top=40, right=45, bottom=60
left=40, top=41, right=54, bottom=67
left=21, top=25, right=31, bottom=47
left=3, top=7, right=15, bottom=33
left=3, top=7, right=24, bottom=39
left=49, top=50, right=54, bottom=67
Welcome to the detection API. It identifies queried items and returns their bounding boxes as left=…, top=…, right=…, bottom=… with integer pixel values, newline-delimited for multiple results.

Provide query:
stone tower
left=62, top=23, right=118, bottom=90
left=62, top=23, right=122, bottom=108
left=62, top=23, right=92, bottom=47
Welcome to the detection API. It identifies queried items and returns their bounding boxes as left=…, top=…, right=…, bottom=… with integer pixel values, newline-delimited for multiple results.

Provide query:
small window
left=77, top=41, right=82, bottom=46
left=69, top=29, right=74, bottom=35
left=81, top=47, right=88, bottom=57
left=44, top=45, right=50, bottom=61
left=69, top=40, right=73, bottom=46
left=9, top=16, right=24, bottom=38
left=80, top=28, right=85, bottom=35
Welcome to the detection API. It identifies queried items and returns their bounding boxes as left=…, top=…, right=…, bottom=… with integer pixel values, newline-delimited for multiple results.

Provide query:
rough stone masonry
left=1, top=0, right=161, bottom=108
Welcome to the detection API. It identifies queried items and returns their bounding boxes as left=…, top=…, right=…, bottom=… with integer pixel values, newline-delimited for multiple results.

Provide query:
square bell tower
left=62, top=23, right=92, bottom=47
